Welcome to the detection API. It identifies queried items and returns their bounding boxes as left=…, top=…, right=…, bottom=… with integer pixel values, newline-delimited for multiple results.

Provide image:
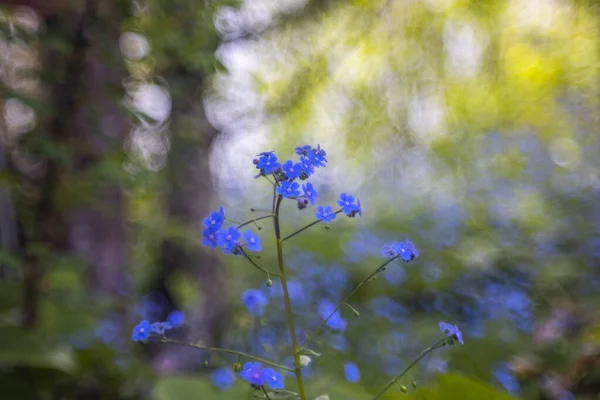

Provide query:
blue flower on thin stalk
left=316, top=205, right=336, bottom=222
left=337, top=193, right=357, bottom=215
left=203, top=210, right=224, bottom=232
left=202, top=229, right=219, bottom=248
left=218, top=226, right=241, bottom=249
left=262, top=368, right=285, bottom=390
left=240, top=362, right=266, bottom=386
left=244, top=230, right=262, bottom=252
left=131, top=320, right=151, bottom=341
left=281, top=160, right=303, bottom=180
left=299, top=156, right=315, bottom=177
left=295, top=145, right=312, bottom=156
left=439, top=321, right=464, bottom=345
left=302, top=182, right=318, bottom=205
left=278, top=181, right=301, bottom=197
left=151, top=321, right=172, bottom=335
left=307, top=144, right=327, bottom=167
left=256, top=152, right=281, bottom=174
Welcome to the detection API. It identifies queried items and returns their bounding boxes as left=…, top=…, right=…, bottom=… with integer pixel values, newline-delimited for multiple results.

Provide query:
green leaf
left=0, top=326, right=75, bottom=373
left=152, top=376, right=250, bottom=400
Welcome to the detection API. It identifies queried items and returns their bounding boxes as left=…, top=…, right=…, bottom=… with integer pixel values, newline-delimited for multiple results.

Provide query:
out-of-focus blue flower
left=322, top=265, right=349, bottom=298
left=203, top=210, right=224, bottom=232
left=328, top=334, right=348, bottom=352
left=281, top=160, right=303, bottom=180
left=256, top=152, right=281, bottom=174
left=240, top=362, right=266, bottom=386
left=243, top=230, right=262, bottom=252
left=302, top=182, right=318, bottom=205
left=150, top=321, right=172, bottom=335
left=242, top=289, right=269, bottom=316
left=318, top=299, right=347, bottom=332
left=262, top=368, right=285, bottom=390
left=218, top=226, right=241, bottom=249
left=439, top=321, right=464, bottom=344
left=381, top=243, right=400, bottom=258
left=494, top=363, right=520, bottom=395
left=278, top=181, right=301, bottom=197
left=383, top=265, right=407, bottom=285
left=131, top=320, right=151, bottom=341
left=286, top=280, right=307, bottom=307
left=344, top=362, right=360, bottom=383
left=96, top=319, right=118, bottom=344
left=167, top=310, right=185, bottom=327
left=211, top=367, right=236, bottom=390
left=202, top=229, right=219, bottom=248
left=316, top=205, right=336, bottom=222
left=337, top=193, right=357, bottom=215
left=371, top=297, right=408, bottom=324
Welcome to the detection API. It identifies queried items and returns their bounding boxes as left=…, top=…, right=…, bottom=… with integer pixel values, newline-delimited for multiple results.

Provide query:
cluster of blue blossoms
left=131, top=310, right=185, bottom=342
left=239, top=362, right=284, bottom=390
left=381, top=240, right=419, bottom=262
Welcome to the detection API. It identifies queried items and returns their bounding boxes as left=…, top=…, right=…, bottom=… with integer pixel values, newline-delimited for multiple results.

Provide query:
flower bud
left=233, top=362, right=242, bottom=372
left=399, top=384, right=407, bottom=393
left=203, top=360, right=209, bottom=368
left=299, top=355, right=312, bottom=367
left=266, top=278, right=273, bottom=287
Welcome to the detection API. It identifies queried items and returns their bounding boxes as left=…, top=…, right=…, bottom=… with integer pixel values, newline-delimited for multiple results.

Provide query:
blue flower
left=150, top=321, right=172, bottom=335
left=278, top=181, right=301, bottom=197
left=202, top=210, right=224, bottom=232
left=316, top=205, right=336, bottom=222
left=337, top=193, right=357, bottom=215
left=344, top=362, right=360, bottom=383
left=281, top=160, right=303, bottom=180
left=131, top=320, right=151, bottom=341
left=307, top=144, right=327, bottom=168
left=302, top=182, right=318, bottom=205
left=218, top=226, right=241, bottom=249
left=262, top=368, right=285, bottom=390
left=494, top=363, right=520, bottom=395
left=167, top=310, right=185, bottom=328
left=318, top=299, right=347, bottom=332
left=295, top=145, right=312, bottom=156
left=381, top=243, right=400, bottom=258
left=439, top=321, right=464, bottom=344
left=242, top=289, right=269, bottom=316
left=348, top=198, right=362, bottom=218
left=96, top=319, right=118, bottom=344
left=211, top=368, right=236, bottom=390
left=202, top=229, right=219, bottom=248
left=240, top=362, right=266, bottom=386
left=299, top=156, right=315, bottom=177
left=244, top=230, right=262, bottom=252
left=256, top=153, right=281, bottom=174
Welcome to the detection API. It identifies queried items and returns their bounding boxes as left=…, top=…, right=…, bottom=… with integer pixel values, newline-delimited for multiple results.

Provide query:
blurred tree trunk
left=153, top=66, right=229, bottom=371
left=7, top=0, right=131, bottom=327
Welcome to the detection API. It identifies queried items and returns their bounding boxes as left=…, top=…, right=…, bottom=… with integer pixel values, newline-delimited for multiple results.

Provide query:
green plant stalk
left=281, top=210, right=343, bottom=242
left=372, top=338, right=448, bottom=399
left=274, top=194, right=307, bottom=400
left=299, top=254, right=400, bottom=350
left=160, top=338, right=293, bottom=372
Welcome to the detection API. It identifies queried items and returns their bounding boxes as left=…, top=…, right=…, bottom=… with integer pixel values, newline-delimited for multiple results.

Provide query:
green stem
left=241, top=250, right=281, bottom=278
left=262, top=386, right=272, bottom=400
left=274, top=195, right=307, bottom=400
left=160, top=338, right=293, bottom=372
left=372, top=338, right=448, bottom=399
left=237, top=214, right=274, bottom=229
left=282, top=210, right=343, bottom=242
left=299, top=255, right=400, bottom=350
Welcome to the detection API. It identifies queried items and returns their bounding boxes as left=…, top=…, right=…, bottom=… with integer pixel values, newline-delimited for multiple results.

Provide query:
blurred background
left=0, top=0, right=599, bottom=399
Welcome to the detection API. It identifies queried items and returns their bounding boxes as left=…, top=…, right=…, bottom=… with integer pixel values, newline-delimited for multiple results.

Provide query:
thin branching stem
left=274, top=195, right=307, bottom=400
left=237, top=214, right=274, bottom=229
left=282, top=210, right=343, bottom=242
left=241, top=250, right=281, bottom=278
left=299, top=255, right=400, bottom=350
left=160, top=338, right=293, bottom=372
left=372, top=338, right=448, bottom=399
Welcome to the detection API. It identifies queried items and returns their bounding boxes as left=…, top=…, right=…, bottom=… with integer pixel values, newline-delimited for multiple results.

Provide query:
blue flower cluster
left=201, top=206, right=262, bottom=255
left=381, top=240, right=419, bottom=262
left=131, top=310, right=185, bottom=342
left=239, top=362, right=284, bottom=390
